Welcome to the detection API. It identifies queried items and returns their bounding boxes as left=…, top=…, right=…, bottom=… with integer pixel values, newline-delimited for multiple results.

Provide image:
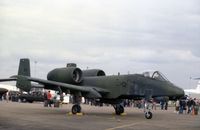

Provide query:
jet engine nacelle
left=47, top=67, right=82, bottom=84
left=82, top=69, right=106, bottom=77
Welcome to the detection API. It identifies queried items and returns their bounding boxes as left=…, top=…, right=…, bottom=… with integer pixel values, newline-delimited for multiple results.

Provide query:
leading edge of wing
left=0, top=78, right=17, bottom=82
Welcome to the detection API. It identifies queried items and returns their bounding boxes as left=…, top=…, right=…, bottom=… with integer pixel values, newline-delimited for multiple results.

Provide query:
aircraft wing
left=0, top=78, right=17, bottom=82
left=11, top=75, right=109, bottom=98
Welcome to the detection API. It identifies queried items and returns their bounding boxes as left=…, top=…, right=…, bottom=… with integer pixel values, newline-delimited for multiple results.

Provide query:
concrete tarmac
left=0, top=101, right=200, bottom=130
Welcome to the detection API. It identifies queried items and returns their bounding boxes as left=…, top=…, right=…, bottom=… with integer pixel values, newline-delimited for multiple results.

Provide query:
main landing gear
left=113, top=104, right=124, bottom=115
left=72, top=104, right=81, bottom=114
left=71, top=94, right=82, bottom=114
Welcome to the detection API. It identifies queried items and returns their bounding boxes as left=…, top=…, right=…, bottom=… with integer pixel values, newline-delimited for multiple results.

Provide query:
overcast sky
left=0, top=0, right=200, bottom=89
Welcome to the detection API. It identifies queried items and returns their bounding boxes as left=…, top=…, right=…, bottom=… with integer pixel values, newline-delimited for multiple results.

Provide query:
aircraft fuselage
left=47, top=67, right=184, bottom=102
left=82, top=74, right=184, bottom=100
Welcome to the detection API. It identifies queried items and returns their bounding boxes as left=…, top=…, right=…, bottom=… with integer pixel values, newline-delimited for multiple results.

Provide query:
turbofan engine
left=47, top=66, right=82, bottom=84
left=82, top=69, right=106, bottom=77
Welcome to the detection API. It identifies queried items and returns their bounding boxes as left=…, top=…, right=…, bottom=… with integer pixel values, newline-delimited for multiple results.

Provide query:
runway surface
left=0, top=101, right=200, bottom=130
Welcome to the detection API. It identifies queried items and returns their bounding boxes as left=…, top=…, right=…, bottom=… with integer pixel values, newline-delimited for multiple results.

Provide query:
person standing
left=175, top=100, right=180, bottom=113
left=187, top=98, right=192, bottom=114
left=43, top=91, right=48, bottom=107
left=165, top=101, right=168, bottom=110
left=47, top=91, right=52, bottom=107
left=6, top=91, right=9, bottom=103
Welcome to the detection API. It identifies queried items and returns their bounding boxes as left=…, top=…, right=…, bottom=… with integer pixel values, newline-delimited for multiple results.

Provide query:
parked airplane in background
left=184, top=80, right=200, bottom=97
left=0, top=58, right=184, bottom=119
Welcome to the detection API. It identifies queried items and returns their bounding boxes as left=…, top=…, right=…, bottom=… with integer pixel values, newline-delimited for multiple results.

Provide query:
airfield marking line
left=105, top=121, right=146, bottom=130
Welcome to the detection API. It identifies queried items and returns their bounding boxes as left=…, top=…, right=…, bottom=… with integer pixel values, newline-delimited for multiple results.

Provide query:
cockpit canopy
left=142, top=71, right=169, bottom=82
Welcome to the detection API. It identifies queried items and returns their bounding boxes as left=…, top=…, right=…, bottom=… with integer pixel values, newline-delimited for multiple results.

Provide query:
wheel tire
left=77, top=105, right=81, bottom=113
left=145, top=111, right=153, bottom=119
left=115, top=105, right=124, bottom=115
left=72, top=104, right=81, bottom=114
left=119, top=105, right=124, bottom=114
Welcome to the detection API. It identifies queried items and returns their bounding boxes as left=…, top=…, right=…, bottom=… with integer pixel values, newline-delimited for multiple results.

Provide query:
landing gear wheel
left=72, top=104, right=81, bottom=114
left=115, top=104, right=124, bottom=115
left=145, top=111, right=152, bottom=119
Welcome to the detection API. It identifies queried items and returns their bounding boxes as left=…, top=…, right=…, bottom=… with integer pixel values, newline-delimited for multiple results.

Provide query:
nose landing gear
left=144, top=101, right=153, bottom=119
left=145, top=111, right=152, bottom=119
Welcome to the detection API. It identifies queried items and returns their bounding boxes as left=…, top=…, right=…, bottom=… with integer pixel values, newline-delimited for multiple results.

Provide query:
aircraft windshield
left=142, top=71, right=169, bottom=81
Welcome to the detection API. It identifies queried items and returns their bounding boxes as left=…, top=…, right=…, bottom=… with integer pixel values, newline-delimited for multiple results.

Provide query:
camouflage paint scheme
left=0, top=58, right=184, bottom=119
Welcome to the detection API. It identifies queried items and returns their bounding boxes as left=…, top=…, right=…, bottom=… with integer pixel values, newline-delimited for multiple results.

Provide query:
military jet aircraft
left=184, top=81, right=200, bottom=94
left=184, top=78, right=200, bottom=99
left=0, top=58, right=184, bottom=119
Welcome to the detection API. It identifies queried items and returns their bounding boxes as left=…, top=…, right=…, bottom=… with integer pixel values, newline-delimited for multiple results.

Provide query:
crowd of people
left=0, top=91, right=20, bottom=102
left=43, top=91, right=65, bottom=107
left=175, top=96, right=200, bottom=115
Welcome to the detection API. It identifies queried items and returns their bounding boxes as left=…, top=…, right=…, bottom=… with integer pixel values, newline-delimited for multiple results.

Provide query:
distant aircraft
left=0, top=58, right=184, bottom=119
left=184, top=80, right=200, bottom=95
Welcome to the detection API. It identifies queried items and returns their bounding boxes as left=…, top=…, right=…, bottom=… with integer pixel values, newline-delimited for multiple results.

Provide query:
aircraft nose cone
left=180, top=88, right=185, bottom=96
left=175, top=86, right=185, bottom=99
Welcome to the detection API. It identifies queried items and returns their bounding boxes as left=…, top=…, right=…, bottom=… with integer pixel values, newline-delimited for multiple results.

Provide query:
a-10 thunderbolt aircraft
left=0, top=58, right=184, bottom=119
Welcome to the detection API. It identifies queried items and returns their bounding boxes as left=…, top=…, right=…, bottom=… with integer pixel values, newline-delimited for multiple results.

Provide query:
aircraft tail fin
left=18, top=58, right=31, bottom=76
left=16, top=58, right=32, bottom=92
